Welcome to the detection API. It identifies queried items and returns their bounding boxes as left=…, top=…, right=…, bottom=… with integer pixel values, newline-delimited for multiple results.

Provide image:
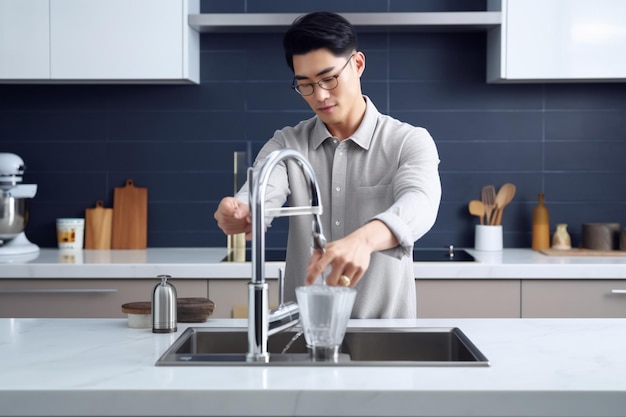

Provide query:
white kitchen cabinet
left=487, top=0, right=626, bottom=82
left=415, top=279, right=521, bottom=318
left=0, top=0, right=50, bottom=79
left=0, top=279, right=207, bottom=318
left=0, top=0, right=199, bottom=83
left=522, top=279, right=626, bottom=318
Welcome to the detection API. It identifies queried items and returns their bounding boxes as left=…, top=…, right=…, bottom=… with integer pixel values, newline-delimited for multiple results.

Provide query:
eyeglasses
left=291, top=54, right=355, bottom=96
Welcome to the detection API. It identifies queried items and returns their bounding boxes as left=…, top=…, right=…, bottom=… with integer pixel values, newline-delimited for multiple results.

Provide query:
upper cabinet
left=0, top=0, right=199, bottom=84
left=487, top=0, right=626, bottom=82
left=0, top=0, right=50, bottom=79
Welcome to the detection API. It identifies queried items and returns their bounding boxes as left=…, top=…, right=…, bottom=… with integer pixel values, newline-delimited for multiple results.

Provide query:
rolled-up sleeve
left=372, top=126, right=441, bottom=257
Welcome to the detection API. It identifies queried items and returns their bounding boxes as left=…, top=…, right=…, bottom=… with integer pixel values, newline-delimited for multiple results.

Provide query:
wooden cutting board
left=121, top=298, right=215, bottom=322
left=540, top=248, right=626, bottom=257
left=112, top=179, right=148, bottom=249
left=85, top=200, right=112, bottom=249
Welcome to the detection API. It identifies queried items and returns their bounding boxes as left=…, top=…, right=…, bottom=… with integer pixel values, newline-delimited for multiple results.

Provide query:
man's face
left=292, top=49, right=364, bottom=127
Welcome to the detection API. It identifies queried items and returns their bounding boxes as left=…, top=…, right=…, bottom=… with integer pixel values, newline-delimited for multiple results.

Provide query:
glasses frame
left=291, top=54, right=355, bottom=97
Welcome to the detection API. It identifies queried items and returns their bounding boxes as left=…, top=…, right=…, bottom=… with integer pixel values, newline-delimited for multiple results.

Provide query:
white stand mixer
left=0, top=153, right=40, bottom=259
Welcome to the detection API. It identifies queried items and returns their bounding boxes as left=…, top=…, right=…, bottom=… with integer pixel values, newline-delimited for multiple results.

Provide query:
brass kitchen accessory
left=227, top=151, right=248, bottom=260
left=152, top=275, right=177, bottom=333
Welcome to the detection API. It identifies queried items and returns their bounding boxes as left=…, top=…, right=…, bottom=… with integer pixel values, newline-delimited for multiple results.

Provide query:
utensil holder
left=475, top=225, right=503, bottom=251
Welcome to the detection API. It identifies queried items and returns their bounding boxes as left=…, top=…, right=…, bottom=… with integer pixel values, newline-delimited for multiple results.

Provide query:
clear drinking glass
left=295, top=285, right=356, bottom=362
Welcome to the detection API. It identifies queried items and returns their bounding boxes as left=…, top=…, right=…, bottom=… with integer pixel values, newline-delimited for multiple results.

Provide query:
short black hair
left=283, top=11, right=358, bottom=72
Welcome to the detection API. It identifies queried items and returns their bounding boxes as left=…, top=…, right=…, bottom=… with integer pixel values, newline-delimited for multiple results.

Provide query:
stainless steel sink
left=156, top=327, right=489, bottom=367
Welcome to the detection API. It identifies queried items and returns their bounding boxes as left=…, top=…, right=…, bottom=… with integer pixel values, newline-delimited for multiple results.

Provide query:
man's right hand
left=214, top=197, right=252, bottom=239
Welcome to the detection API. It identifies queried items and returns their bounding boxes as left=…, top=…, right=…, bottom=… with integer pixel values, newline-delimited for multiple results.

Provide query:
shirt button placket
left=330, top=141, right=347, bottom=240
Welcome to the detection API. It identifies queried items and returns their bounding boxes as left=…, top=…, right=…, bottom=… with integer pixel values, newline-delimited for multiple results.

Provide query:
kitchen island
left=1, top=317, right=625, bottom=417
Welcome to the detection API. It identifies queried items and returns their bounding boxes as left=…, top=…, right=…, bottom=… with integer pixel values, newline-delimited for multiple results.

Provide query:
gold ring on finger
left=340, top=275, right=351, bottom=286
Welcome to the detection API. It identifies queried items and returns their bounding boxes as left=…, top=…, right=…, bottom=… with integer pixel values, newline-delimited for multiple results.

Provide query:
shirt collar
left=311, top=96, right=379, bottom=150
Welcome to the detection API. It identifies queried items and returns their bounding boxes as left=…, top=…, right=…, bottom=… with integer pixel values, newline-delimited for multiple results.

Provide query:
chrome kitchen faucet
left=247, top=148, right=326, bottom=363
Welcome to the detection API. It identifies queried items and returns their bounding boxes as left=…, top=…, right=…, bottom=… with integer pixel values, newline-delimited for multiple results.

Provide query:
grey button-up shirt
left=236, top=96, right=441, bottom=318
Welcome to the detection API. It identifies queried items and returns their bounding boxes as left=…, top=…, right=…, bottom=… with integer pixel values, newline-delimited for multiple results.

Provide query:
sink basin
left=155, top=327, right=489, bottom=367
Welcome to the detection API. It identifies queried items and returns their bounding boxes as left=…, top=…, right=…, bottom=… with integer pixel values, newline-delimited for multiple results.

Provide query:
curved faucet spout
left=246, top=148, right=325, bottom=362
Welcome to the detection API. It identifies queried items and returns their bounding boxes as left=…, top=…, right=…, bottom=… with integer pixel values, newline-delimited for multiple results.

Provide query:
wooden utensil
left=481, top=185, right=497, bottom=225
left=468, top=200, right=485, bottom=225
left=112, top=179, right=148, bottom=249
left=85, top=200, right=113, bottom=249
left=493, top=183, right=516, bottom=225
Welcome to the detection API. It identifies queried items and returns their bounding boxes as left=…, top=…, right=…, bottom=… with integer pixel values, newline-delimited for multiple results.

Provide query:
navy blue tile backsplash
left=1, top=0, right=625, bottom=250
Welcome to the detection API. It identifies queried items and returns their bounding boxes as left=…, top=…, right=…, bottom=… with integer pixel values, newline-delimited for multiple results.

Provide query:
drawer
left=0, top=279, right=208, bottom=318
left=522, top=280, right=626, bottom=318
left=416, top=279, right=521, bottom=318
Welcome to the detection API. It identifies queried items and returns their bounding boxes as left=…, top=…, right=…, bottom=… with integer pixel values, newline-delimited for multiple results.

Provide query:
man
left=214, top=11, right=441, bottom=318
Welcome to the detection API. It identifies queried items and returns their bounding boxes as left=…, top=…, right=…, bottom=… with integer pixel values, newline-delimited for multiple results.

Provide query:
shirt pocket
left=355, top=184, right=392, bottom=224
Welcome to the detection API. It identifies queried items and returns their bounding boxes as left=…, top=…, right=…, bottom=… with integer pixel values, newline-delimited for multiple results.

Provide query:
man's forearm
left=354, top=219, right=399, bottom=253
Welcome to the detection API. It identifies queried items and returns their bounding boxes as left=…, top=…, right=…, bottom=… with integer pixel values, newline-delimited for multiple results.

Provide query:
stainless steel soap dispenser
left=152, top=275, right=177, bottom=333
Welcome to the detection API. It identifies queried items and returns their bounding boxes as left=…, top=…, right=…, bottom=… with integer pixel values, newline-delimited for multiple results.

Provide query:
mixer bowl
left=0, top=196, right=29, bottom=240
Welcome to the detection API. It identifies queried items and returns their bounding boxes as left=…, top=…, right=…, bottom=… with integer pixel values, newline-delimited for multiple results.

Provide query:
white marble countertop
left=1, top=247, right=626, bottom=280
left=1, top=317, right=626, bottom=417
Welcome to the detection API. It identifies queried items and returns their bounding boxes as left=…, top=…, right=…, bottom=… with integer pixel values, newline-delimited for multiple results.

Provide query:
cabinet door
left=415, top=279, right=521, bottom=318
left=50, top=0, right=196, bottom=81
left=522, top=280, right=626, bottom=318
left=0, top=0, right=50, bottom=79
left=0, top=279, right=207, bottom=318
left=488, top=0, right=626, bottom=81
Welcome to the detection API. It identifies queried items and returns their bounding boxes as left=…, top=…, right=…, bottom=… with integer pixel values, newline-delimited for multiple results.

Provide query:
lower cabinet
left=0, top=279, right=207, bottom=318
left=522, top=280, right=626, bottom=318
left=4, top=277, right=624, bottom=319
left=415, top=279, right=521, bottom=318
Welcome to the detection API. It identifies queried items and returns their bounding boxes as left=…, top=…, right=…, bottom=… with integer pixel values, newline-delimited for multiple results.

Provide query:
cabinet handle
left=610, top=289, right=626, bottom=294
left=0, top=289, right=118, bottom=294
